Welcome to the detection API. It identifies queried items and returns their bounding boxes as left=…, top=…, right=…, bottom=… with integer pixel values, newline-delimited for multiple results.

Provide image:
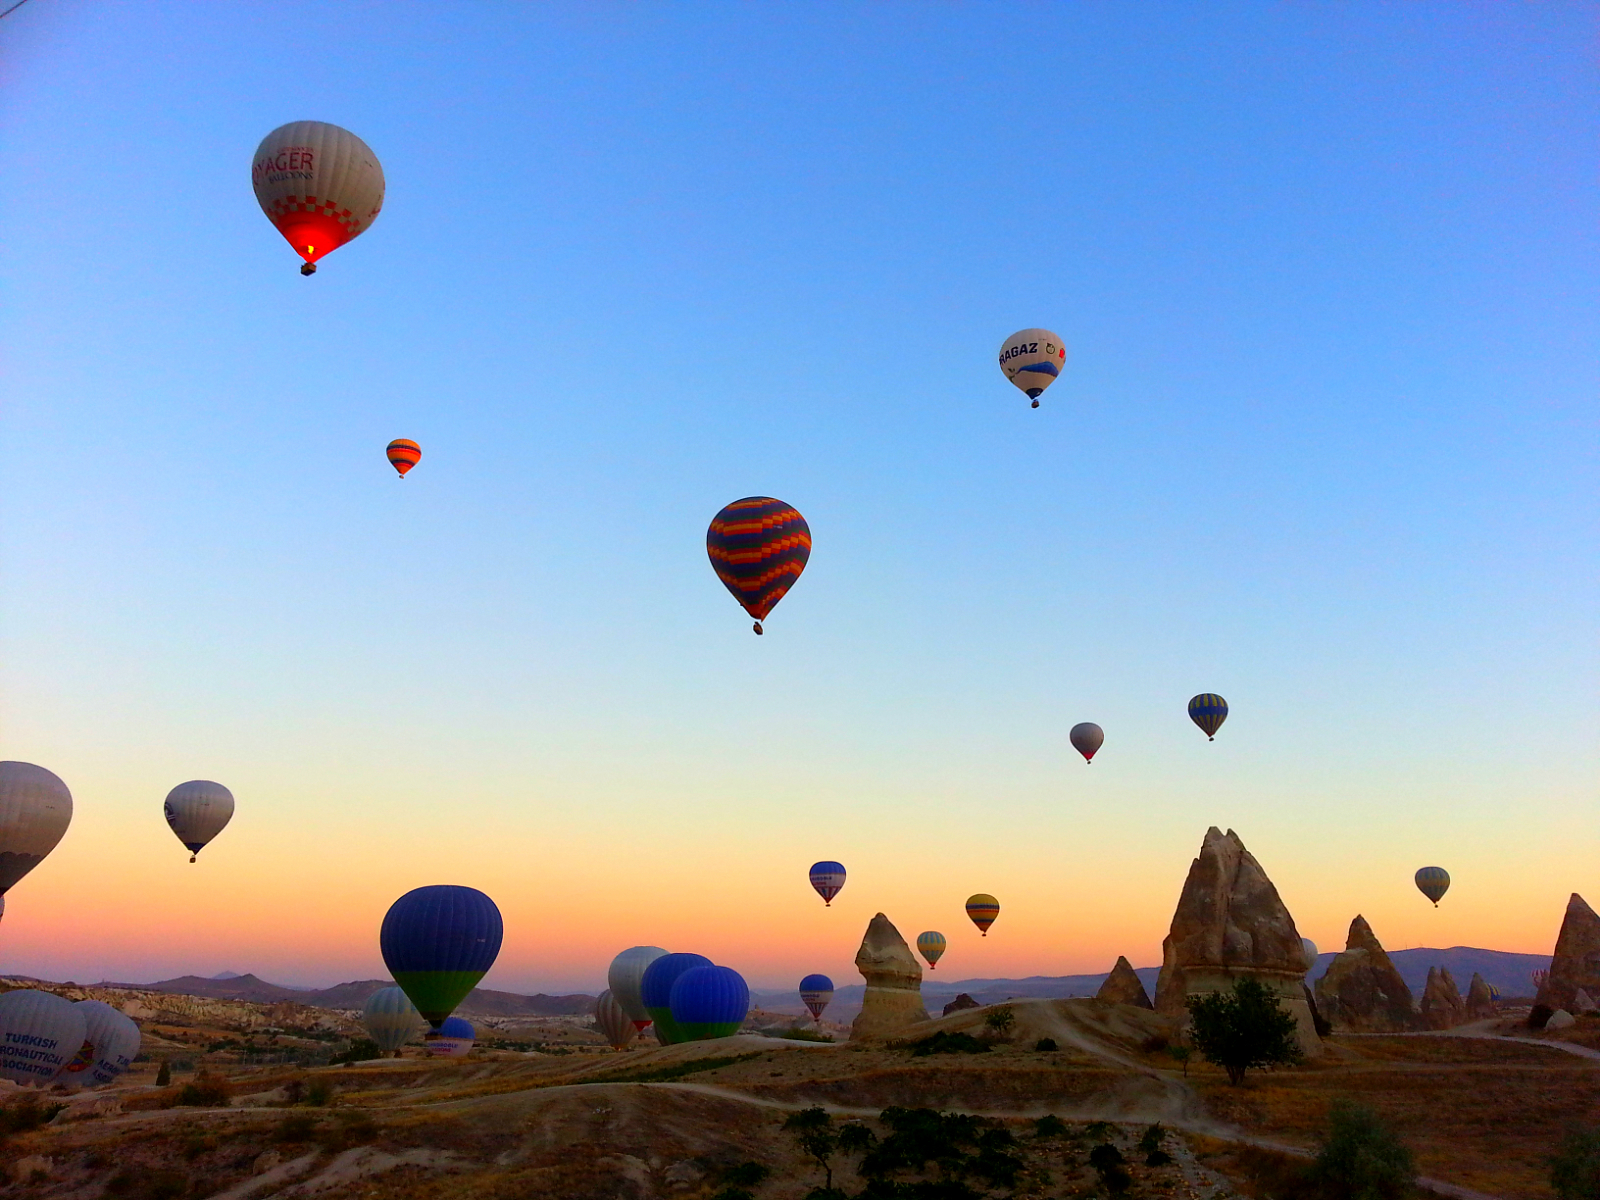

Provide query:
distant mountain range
left=89, top=973, right=594, bottom=1017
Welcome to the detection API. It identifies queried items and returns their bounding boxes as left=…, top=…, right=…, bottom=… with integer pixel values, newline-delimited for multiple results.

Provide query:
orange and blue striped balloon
left=1188, top=693, right=1228, bottom=740
left=386, top=439, right=421, bottom=478
left=965, top=894, right=1000, bottom=937
left=706, top=497, right=811, bottom=634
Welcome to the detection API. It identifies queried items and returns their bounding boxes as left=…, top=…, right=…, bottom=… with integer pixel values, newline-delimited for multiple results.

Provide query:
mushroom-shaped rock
left=850, top=913, right=928, bottom=1041
left=1154, top=827, right=1321, bottom=1055
left=1419, top=966, right=1468, bottom=1030
left=1313, top=915, right=1419, bottom=1033
left=1465, top=973, right=1499, bottom=1021
left=1536, top=894, right=1600, bottom=1015
left=1097, top=957, right=1154, bottom=1009
left=941, top=994, right=980, bottom=1017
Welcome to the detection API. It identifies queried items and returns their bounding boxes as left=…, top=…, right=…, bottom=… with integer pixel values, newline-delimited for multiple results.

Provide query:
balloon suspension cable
left=1031, top=399, right=1040, bottom=408
left=752, top=621, right=764, bottom=635
left=301, top=262, right=317, bottom=276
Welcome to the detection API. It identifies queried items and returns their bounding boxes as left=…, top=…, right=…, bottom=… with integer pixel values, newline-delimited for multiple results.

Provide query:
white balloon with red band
left=251, top=121, right=385, bottom=271
left=54, top=1000, right=140, bottom=1091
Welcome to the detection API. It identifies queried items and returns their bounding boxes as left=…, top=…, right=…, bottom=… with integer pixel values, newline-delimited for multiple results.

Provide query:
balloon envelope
left=1188, top=694, right=1228, bottom=740
left=0, top=990, right=87, bottom=1086
left=0, top=762, right=73, bottom=894
left=252, top=121, right=385, bottom=272
left=387, top=439, right=421, bottom=477
left=1069, top=722, right=1104, bottom=764
left=798, top=974, right=834, bottom=1021
left=808, top=861, right=846, bottom=906
left=916, top=931, right=947, bottom=969
left=380, top=885, right=504, bottom=1027
left=53, top=1000, right=140, bottom=1091
left=706, top=497, right=811, bottom=631
left=608, top=946, right=669, bottom=1031
left=424, top=1016, right=474, bottom=1057
left=593, top=990, right=636, bottom=1050
left=669, top=965, right=750, bottom=1040
left=965, top=894, right=1000, bottom=936
left=163, top=780, right=235, bottom=861
left=640, top=952, right=713, bottom=1045
left=1414, top=867, right=1450, bottom=906
left=998, top=328, right=1067, bottom=405
left=1300, top=938, right=1319, bottom=971
left=361, top=987, right=423, bottom=1054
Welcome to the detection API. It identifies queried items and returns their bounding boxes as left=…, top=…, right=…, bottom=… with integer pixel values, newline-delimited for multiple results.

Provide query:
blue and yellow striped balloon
left=1414, top=866, right=1450, bottom=907
left=916, top=931, right=946, bottom=970
left=1188, top=693, right=1228, bottom=740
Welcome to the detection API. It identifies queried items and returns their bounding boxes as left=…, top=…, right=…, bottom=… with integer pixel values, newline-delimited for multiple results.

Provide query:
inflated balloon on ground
left=0, top=762, right=73, bottom=897
left=593, top=990, right=637, bottom=1050
left=808, top=861, right=846, bottom=906
left=380, top=885, right=503, bottom=1027
left=916, top=931, right=947, bottom=969
left=608, top=946, right=668, bottom=1031
left=53, top=1001, right=140, bottom=1091
left=1188, top=694, right=1228, bottom=740
left=1069, top=722, right=1104, bottom=764
left=0, top=990, right=86, bottom=1086
left=361, top=987, right=423, bottom=1055
left=424, top=1016, right=475, bottom=1058
left=641, top=952, right=713, bottom=1045
left=966, top=895, right=1000, bottom=936
left=163, top=780, right=235, bottom=863
left=1415, top=867, right=1451, bottom=907
left=706, top=497, right=811, bottom=634
left=252, top=121, right=385, bottom=275
left=798, top=974, right=834, bottom=1022
left=669, top=965, right=750, bottom=1040
left=998, top=328, right=1067, bottom=407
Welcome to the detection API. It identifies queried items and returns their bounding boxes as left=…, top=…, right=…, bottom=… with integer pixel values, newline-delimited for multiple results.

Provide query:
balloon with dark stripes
left=1187, top=693, right=1229, bottom=740
left=706, top=497, right=811, bottom=634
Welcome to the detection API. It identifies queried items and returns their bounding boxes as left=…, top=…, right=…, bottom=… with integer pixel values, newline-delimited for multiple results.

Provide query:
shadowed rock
left=1313, top=915, right=1418, bottom=1032
left=1536, top=894, right=1600, bottom=1014
left=1420, top=966, right=1467, bottom=1030
left=1155, top=827, right=1321, bottom=1055
left=1465, top=973, right=1498, bottom=1020
left=850, top=913, right=928, bottom=1041
left=942, top=994, right=980, bottom=1017
left=1574, top=989, right=1599, bottom=1016
left=1096, top=957, right=1153, bottom=1009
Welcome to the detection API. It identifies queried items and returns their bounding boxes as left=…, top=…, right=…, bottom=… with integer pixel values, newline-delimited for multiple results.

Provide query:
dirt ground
left=0, top=998, right=1591, bottom=1199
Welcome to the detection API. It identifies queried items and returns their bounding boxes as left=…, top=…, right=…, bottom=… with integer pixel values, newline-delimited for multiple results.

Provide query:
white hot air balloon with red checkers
left=252, top=121, right=385, bottom=276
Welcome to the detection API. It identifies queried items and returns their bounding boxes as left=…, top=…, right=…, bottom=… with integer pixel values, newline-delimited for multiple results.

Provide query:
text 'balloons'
left=998, top=328, right=1066, bottom=408
left=706, top=497, right=811, bottom=635
left=965, top=895, right=1000, bottom=937
left=799, top=974, right=834, bottom=1022
left=379, top=885, right=504, bottom=1027
left=1070, top=723, right=1104, bottom=764
left=809, top=861, right=846, bottom=906
left=916, top=931, right=947, bottom=970
left=424, top=1016, right=474, bottom=1057
left=163, top=780, right=234, bottom=863
left=1188, top=694, right=1228, bottom=741
left=252, top=121, right=385, bottom=275
left=1415, top=867, right=1451, bottom=907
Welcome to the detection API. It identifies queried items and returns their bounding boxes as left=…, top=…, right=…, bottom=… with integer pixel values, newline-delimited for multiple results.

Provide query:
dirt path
left=1341, top=1023, right=1600, bottom=1062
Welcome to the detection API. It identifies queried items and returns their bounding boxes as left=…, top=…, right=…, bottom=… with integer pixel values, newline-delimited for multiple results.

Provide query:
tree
left=1185, top=978, right=1302, bottom=1085
left=1308, top=1102, right=1415, bottom=1199
left=1551, top=1125, right=1600, bottom=1199
left=784, top=1108, right=838, bottom=1191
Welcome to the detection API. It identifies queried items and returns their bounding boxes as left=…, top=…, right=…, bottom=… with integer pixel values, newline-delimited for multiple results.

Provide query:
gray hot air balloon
left=361, top=987, right=424, bottom=1056
left=164, top=780, right=235, bottom=863
left=1300, top=938, right=1319, bottom=972
left=0, top=990, right=87, bottom=1086
left=54, top=1000, right=140, bottom=1091
left=593, top=989, right=636, bottom=1050
left=0, top=762, right=73, bottom=897
left=1069, top=722, right=1104, bottom=764
left=607, top=946, right=668, bottom=1033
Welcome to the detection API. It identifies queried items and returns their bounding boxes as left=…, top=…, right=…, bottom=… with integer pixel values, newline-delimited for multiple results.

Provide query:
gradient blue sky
left=0, top=3, right=1595, bottom=992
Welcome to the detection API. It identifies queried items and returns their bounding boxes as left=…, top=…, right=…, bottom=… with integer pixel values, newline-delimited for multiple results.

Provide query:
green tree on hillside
left=1185, top=978, right=1301, bottom=1085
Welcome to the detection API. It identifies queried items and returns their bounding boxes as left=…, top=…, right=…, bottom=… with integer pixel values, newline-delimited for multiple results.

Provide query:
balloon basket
left=300, top=262, right=317, bottom=276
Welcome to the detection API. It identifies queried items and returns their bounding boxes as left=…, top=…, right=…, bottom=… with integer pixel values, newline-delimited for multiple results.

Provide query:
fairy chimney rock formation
left=1313, top=915, right=1419, bottom=1032
left=1536, top=894, right=1600, bottom=1014
left=942, top=994, right=980, bottom=1017
left=1574, top=989, right=1599, bottom=1016
left=850, top=913, right=929, bottom=1040
left=1097, top=956, right=1154, bottom=1009
left=1419, top=966, right=1468, bottom=1030
left=1154, top=827, right=1322, bottom=1055
left=1464, top=973, right=1499, bottom=1020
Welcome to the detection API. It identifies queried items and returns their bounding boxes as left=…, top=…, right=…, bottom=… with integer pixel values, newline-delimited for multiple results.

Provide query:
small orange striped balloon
left=965, top=894, right=1000, bottom=936
left=386, top=439, right=421, bottom=478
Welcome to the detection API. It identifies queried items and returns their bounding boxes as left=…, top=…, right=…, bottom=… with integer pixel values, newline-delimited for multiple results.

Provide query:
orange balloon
left=387, top=439, right=421, bottom=478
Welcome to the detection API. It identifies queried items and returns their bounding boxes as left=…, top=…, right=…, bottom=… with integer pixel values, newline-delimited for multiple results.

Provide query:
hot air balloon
left=252, top=121, right=385, bottom=275
left=608, top=946, right=668, bottom=1032
left=361, top=987, right=423, bottom=1056
left=0, top=762, right=72, bottom=898
left=1414, top=867, right=1450, bottom=907
left=1300, top=938, right=1319, bottom=971
left=998, top=329, right=1067, bottom=408
left=387, top=439, right=421, bottom=478
left=916, top=931, right=947, bottom=970
left=670, top=965, right=750, bottom=1041
left=53, top=1001, right=140, bottom=1091
left=0, top=990, right=86, bottom=1086
left=966, top=894, right=1000, bottom=936
left=809, top=861, right=846, bottom=906
left=163, top=780, right=234, bottom=863
left=706, top=497, right=811, bottom=634
left=1533, top=968, right=1550, bottom=992
left=641, top=953, right=713, bottom=1045
left=1188, top=694, right=1228, bottom=740
left=1070, top=722, right=1104, bottom=764
left=423, top=1016, right=475, bottom=1058
left=798, top=974, right=834, bottom=1023
left=593, top=990, right=637, bottom=1050
left=380, top=885, right=504, bottom=1027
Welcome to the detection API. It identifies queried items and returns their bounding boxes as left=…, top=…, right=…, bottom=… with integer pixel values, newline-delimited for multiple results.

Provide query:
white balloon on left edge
left=0, top=990, right=87, bottom=1086
left=0, top=762, right=73, bottom=897
left=164, top=780, right=235, bottom=863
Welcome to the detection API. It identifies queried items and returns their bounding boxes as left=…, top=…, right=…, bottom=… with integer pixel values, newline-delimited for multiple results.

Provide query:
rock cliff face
left=1097, top=957, right=1153, bottom=1009
left=941, top=994, right=979, bottom=1017
left=1313, top=915, right=1418, bottom=1033
left=1419, top=967, right=1467, bottom=1030
left=850, top=913, right=929, bottom=1041
left=1536, top=894, right=1600, bottom=1014
left=1464, top=973, right=1498, bottom=1021
left=1154, top=827, right=1320, bottom=1055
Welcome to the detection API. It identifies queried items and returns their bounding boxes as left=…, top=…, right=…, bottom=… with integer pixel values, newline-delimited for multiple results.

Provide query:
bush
left=908, top=1031, right=990, bottom=1057
left=1034, top=1114, right=1069, bottom=1140
left=1550, top=1125, right=1600, bottom=1199
left=1034, top=1037, right=1057, bottom=1051
left=305, top=1080, right=334, bottom=1106
left=331, top=1038, right=383, bottom=1064
left=276, top=1113, right=317, bottom=1142
left=1186, top=979, right=1302, bottom=1085
left=1307, top=1102, right=1415, bottom=1199
left=0, top=1096, right=66, bottom=1135
left=722, top=1162, right=771, bottom=1187
left=983, top=1007, right=1016, bottom=1036
left=176, top=1073, right=231, bottom=1107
